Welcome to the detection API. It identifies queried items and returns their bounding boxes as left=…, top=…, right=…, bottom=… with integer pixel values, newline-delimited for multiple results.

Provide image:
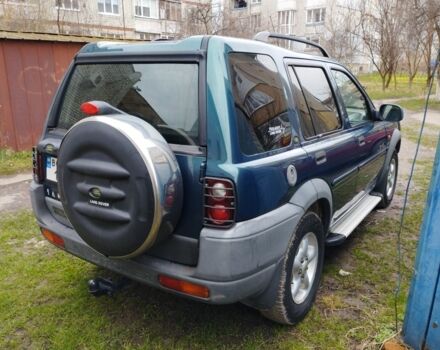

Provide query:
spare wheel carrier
left=57, top=114, right=183, bottom=259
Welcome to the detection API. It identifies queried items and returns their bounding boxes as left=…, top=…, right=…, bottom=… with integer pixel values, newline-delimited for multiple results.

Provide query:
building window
left=251, top=14, right=261, bottom=30
left=136, top=31, right=160, bottom=40
left=305, top=36, right=320, bottom=44
left=160, top=1, right=181, bottom=21
left=278, top=10, right=295, bottom=34
left=135, top=0, right=159, bottom=18
left=56, top=0, right=79, bottom=11
left=98, top=0, right=119, bottom=14
left=233, top=0, right=247, bottom=9
left=305, top=36, right=321, bottom=50
left=100, top=32, right=122, bottom=39
left=306, top=8, right=325, bottom=24
left=186, top=7, right=203, bottom=25
left=251, top=0, right=261, bottom=4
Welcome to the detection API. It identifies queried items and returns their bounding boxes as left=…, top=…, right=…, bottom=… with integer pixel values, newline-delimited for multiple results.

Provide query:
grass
left=401, top=122, right=440, bottom=150
left=398, top=98, right=440, bottom=112
left=0, top=154, right=434, bottom=349
left=0, top=149, right=32, bottom=176
left=0, top=114, right=435, bottom=348
left=357, top=73, right=434, bottom=100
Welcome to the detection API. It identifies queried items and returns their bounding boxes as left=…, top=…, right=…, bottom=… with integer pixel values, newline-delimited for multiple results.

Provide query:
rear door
left=329, top=68, right=387, bottom=193
left=45, top=59, right=206, bottom=242
left=286, top=60, right=360, bottom=212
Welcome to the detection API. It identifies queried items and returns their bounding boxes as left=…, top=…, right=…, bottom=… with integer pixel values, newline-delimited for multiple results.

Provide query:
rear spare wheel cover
left=57, top=115, right=183, bottom=258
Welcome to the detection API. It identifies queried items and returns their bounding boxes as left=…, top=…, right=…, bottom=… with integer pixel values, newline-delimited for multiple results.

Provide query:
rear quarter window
left=228, top=52, right=292, bottom=155
left=57, top=63, right=199, bottom=145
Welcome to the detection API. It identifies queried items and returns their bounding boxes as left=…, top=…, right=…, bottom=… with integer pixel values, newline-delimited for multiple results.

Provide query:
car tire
left=376, top=152, right=398, bottom=209
left=260, top=211, right=325, bottom=325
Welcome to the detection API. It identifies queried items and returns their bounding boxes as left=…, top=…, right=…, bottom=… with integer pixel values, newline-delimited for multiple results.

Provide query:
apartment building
left=0, top=0, right=371, bottom=70
left=217, top=0, right=371, bottom=72
left=0, top=0, right=201, bottom=40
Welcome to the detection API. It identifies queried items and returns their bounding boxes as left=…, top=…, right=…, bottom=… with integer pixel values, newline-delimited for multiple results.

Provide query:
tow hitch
left=87, top=277, right=131, bottom=297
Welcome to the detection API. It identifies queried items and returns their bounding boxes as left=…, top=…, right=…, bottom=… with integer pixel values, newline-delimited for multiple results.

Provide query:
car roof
left=211, top=35, right=338, bottom=64
left=78, top=35, right=206, bottom=54
left=78, top=35, right=339, bottom=65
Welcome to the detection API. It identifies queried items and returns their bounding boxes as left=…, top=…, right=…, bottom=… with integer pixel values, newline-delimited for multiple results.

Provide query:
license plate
left=46, top=156, right=57, bottom=182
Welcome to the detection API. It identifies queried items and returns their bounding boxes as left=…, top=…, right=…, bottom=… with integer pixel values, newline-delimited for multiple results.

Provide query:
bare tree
left=324, top=1, right=362, bottom=66
left=401, top=1, right=425, bottom=88
left=180, top=1, right=219, bottom=36
left=421, top=23, right=436, bottom=87
left=180, top=1, right=258, bottom=38
left=358, top=0, right=405, bottom=90
left=414, top=0, right=440, bottom=98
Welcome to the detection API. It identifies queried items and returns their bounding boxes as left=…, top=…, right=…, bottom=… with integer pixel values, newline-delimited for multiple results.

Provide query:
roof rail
left=253, top=31, right=329, bottom=58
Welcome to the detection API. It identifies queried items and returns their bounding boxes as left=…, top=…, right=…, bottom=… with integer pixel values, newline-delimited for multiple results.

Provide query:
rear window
left=57, top=63, right=199, bottom=145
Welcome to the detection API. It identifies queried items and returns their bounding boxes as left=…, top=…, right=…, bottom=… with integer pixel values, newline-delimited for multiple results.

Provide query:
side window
left=228, top=52, right=292, bottom=155
left=294, top=66, right=342, bottom=135
left=331, top=70, right=370, bottom=125
left=287, top=67, right=315, bottom=139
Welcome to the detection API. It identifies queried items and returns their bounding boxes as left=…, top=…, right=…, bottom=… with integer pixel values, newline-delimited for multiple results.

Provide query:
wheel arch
left=244, top=179, right=332, bottom=311
left=289, top=178, right=333, bottom=235
left=376, top=128, right=401, bottom=188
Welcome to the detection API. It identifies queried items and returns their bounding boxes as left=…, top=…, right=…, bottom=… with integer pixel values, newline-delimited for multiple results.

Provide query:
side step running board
left=326, top=194, right=382, bottom=246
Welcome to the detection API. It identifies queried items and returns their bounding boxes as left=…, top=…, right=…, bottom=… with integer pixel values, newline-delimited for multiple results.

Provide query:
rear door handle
left=315, top=151, right=327, bottom=165
left=358, top=136, right=366, bottom=146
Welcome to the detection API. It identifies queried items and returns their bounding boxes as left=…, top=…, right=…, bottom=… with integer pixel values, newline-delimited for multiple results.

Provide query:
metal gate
left=0, top=37, right=84, bottom=151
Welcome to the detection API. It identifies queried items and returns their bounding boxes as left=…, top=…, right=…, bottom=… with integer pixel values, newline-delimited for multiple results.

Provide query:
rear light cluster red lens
left=204, top=177, right=236, bottom=227
left=32, top=146, right=44, bottom=183
left=80, top=102, right=100, bottom=116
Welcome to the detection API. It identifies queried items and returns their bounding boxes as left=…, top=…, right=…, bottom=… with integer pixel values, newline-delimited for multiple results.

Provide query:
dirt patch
left=0, top=178, right=32, bottom=213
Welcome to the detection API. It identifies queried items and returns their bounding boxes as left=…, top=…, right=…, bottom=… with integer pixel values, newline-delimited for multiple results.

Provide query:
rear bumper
left=31, top=182, right=303, bottom=305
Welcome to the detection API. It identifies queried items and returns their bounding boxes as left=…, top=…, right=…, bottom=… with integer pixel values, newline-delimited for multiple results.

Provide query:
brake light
left=40, top=228, right=65, bottom=248
left=204, top=177, right=235, bottom=227
left=80, top=102, right=100, bottom=116
left=158, top=275, right=210, bottom=298
left=32, top=147, right=44, bottom=183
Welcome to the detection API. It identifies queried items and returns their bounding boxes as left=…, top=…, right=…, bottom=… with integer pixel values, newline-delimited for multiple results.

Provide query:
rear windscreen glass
left=57, top=63, right=199, bottom=145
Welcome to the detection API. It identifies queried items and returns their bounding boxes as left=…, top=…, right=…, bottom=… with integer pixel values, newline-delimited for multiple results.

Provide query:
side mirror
left=379, top=104, right=404, bottom=122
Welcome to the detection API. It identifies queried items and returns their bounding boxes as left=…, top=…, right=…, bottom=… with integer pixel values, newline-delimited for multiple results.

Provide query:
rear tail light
left=158, top=275, right=209, bottom=298
left=80, top=101, right=100, bottom=116
left=40, top=228, right=65, bottom=248
left=204, top=177, right=236, bottom=227
left=32, top=147, right=44, bottom=183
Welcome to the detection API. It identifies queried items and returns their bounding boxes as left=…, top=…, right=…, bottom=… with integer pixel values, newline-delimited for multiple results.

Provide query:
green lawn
left=402, top=122, right=440, bottom=149
left=0, top=149, right=32, bottom=176
left=398, top=98, right=440, bottom=112
left=357, top=73, right=434, bottom=100
left=0, top=152, right=433, bottom=349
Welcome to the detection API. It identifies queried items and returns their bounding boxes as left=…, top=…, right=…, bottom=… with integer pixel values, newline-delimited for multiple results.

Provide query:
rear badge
left=89, top=199, right=110, bottom=208
left=44, top=144, right=56, bottom=154
left=89, top=187, right=102, bottom=200
left=88, top=187, right=109, bottom=207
